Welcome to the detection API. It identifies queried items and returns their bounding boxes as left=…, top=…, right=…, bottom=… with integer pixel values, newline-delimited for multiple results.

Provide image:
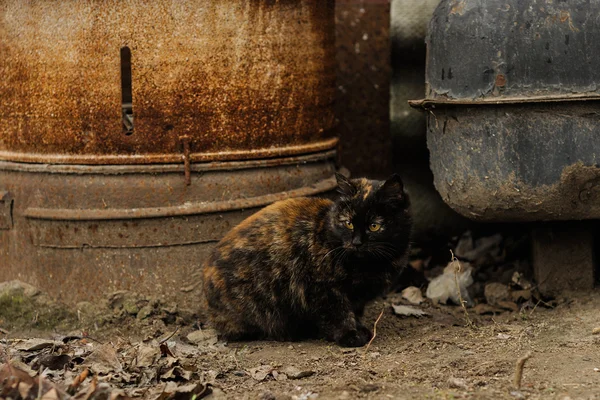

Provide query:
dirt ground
left=1, top=287, right=600, bottom=400
left=1, top=231, right=599, bottom=399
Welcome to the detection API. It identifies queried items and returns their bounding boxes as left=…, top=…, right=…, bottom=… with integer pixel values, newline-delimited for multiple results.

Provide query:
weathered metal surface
left=426, top=0, right=600, bottom=101
left=416, top=0, right=600, bottom=222
left=410, top=93, right=600, bottom=107
left=0, top=152, right=337, bottom=305
left=427, top=102, right=600, bottom=221
left=0, top=0, right=336, bottom=164
left=23, top=176, right=337, bottom=221
left=335, top=0, right=392, bottom=178
left=0, top=191, right=13, bottom=230
left=0, top=0, right=340, bottom=305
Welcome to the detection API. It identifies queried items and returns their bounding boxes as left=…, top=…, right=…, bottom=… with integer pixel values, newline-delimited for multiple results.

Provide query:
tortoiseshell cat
left=201, top=173, right=412, bottom=347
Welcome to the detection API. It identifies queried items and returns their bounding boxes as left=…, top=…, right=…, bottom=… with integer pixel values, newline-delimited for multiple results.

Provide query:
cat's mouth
left=346, top=245, right=368, bottom=256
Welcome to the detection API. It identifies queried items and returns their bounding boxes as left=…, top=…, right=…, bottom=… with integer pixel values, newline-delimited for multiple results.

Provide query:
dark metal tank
left=0, top=0, right=337, bottom=306
left=411, top=0, right=600, bottom=294
left=412, top=0, right=600, bottom=222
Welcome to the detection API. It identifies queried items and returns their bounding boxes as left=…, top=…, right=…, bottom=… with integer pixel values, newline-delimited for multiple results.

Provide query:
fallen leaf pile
left=396, top=229, right=554, bottom=324
left=0, top=333, right=218, bottom=400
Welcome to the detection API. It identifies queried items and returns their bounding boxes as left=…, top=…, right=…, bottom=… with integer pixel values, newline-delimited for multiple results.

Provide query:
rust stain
left=494, top=74, right=507, bottom=88
left=0, top=0, right=340, bottom=307
left=546, top=10, right=579, bottom=32
left=449, top=0, right=466, bottom=15
left=0, top=0, right=336, bottom=164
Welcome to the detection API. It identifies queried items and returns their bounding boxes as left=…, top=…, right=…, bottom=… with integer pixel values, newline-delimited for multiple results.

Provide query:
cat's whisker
left=319, top=246, right=344, bottom=266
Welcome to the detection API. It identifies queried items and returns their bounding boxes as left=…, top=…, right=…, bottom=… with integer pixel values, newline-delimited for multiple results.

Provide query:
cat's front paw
left=336, top=326, right=372, bottom=347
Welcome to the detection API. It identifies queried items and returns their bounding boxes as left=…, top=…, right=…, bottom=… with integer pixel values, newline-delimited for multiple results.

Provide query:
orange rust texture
left=0, top=0, right=336, bottom=164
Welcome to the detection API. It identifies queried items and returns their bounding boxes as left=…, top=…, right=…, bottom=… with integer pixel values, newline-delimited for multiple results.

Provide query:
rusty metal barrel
left=0, top=0, right=337, bottom=306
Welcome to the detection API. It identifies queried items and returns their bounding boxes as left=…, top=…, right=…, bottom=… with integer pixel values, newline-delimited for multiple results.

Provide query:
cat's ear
left=378, top=173, right=406, bottom=203
left=335, top=172, right=357, bottom=197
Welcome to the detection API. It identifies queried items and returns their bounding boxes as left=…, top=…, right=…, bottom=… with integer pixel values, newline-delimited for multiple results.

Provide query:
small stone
left=369, top=352, right=381, bottom=359
left=136, top=305, right=153, bottom=320
left=337, top=391, right=351, bottom=400
left=496, top=333, right=511, bottom=340
left=448, top=377, right=468, bottom=390
left=510, top=390, right=525, bottom=399
left=592, top=327, right=600, bottom=335
left=282, top=366, right=315, bottom=379
left=360, top=384, right=380, bottom=393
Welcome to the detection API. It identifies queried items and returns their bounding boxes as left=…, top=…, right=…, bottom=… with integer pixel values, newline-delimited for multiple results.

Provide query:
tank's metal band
left=0, top=137, right=339, bottom=165
left=23, top=175, right=338, bottom=221
left=0, top=149, right=336, bottom=175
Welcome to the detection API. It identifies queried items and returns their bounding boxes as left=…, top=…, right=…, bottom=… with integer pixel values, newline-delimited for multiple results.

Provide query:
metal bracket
left=0, top=191, right=14, bottom=230
left=180, top=136, right=192, bottom=186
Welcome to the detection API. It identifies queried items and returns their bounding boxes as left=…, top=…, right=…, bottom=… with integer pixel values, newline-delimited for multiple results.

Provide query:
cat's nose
left=351, top=236, right=362, bottom=247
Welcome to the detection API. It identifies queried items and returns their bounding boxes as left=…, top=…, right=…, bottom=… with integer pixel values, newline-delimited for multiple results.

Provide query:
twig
left=364, top=307, right=385, bottom=353
left=79, top=334, right=105, bottom=345
left=159, top=326, right=180, bottom=345
left=37, top=366, right=44, bottom=400
left=232, top=349, right=240, bottom=369
left=513, top=351, right=533, bottom=389
left=450, top=250, right=476, bottom=330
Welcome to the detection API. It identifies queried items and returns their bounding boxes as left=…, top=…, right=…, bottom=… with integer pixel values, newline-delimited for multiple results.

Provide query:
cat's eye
left=343, top=220, right=354, bottom=230
left=369, top=223, right=381, bottom=232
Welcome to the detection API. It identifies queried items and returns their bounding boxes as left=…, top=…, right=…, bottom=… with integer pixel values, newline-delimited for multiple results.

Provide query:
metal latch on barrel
left=0, top=191, right=14, bottom=230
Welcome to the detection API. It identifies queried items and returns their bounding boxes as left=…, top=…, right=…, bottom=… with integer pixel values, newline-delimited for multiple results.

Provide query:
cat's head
left=327, top=173, right=412, bottom=259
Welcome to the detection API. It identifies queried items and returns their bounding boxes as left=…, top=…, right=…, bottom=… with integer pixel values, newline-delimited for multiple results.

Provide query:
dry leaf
left=248, top=365, right=274, bottom=381
left=401, top=286, right=425, bottom=305
left=14, top=339, right=63, bottom=352
left=84, top=344, right=123, bottom=375
left=391, top=305, right=429, bottom=318
left=136, top=344, right=160, bottom=368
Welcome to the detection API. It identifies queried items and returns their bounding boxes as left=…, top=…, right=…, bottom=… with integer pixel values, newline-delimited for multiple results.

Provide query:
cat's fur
left=201, top=173, right=412, bottom=347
